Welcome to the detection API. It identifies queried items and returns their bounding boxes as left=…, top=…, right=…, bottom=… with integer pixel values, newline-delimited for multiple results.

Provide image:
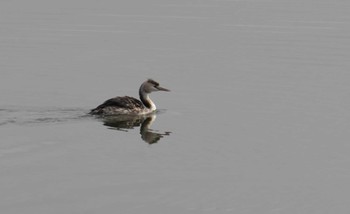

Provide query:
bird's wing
left=93, top=96, right=144, bottom=110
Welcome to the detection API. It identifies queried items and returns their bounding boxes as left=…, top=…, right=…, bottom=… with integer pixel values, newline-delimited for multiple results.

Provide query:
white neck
left=144, top=94, right=156, bottom=111
left=139, top=91, right=156, bottom=111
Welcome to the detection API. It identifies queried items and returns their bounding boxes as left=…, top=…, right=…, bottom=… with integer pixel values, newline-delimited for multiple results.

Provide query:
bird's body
left=90, top=79, right=169, bottom=116
left=90, top=96, right=150, bottom=115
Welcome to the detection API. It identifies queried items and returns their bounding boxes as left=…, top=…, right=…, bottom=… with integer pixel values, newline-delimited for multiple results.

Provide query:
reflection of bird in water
left=90, top=79, right=170, bottom=115
left=101, top=113, right=171, bottom=144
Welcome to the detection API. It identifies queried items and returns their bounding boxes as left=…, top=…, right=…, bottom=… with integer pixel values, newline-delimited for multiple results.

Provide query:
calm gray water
left=1, top=0, right=350, bottom=213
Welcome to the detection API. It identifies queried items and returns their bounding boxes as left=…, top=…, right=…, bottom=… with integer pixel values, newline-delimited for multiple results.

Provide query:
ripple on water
left=0, top=106, right=90, bottom=127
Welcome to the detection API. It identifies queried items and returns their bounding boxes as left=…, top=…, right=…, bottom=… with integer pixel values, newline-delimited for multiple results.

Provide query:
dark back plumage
left=90, top=96, right=144, bottom=115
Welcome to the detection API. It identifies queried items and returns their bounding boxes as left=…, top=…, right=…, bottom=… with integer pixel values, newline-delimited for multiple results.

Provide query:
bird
left=90, top=79, right=170, bottom=115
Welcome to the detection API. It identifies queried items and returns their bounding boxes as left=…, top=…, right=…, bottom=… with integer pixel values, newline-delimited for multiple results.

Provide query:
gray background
left=1, top=0, right=350, bottom=213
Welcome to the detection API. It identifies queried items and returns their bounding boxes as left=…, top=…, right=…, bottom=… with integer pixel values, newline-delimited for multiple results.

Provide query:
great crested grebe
left=90, top=79, right=170, bottom=115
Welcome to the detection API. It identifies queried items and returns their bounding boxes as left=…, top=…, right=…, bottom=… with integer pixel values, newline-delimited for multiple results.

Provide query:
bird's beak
left=156, top=86, right=170, bottom=92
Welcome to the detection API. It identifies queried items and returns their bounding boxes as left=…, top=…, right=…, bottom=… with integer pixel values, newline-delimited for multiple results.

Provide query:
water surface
left=1, top=0, right=350, bottom=213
